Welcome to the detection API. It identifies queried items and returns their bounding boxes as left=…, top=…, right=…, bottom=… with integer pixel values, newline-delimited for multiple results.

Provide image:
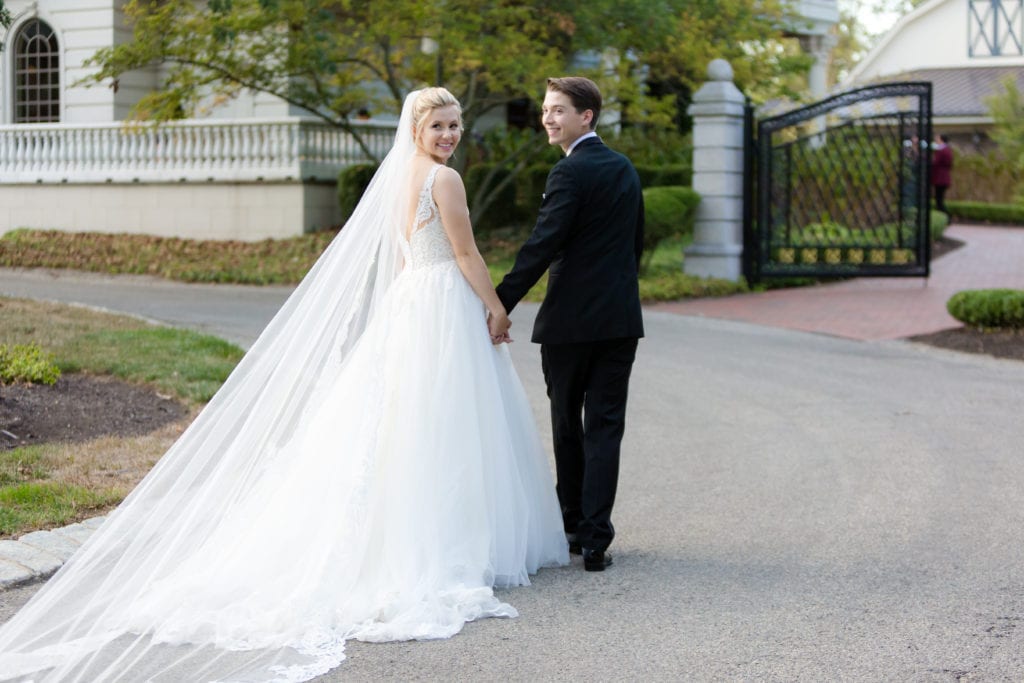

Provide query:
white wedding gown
left=0, top=163, right=568, bottom=681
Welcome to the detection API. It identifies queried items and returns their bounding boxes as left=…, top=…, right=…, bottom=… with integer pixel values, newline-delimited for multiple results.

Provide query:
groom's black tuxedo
left=496, top=136, right=644, bottom=556
left=496, top=137, right=645, bottom=343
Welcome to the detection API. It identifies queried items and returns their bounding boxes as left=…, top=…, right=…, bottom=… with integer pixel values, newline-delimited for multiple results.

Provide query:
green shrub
left=787, top=220, right=915, bottom=248
left=639, top=270, right=746, bottom=301
left=337, top=163, right=378, bottom=221
left=0, top=343, right=60, bottom=385
left=930, top=209, right=949, bottom=242
left=947, top=289, right=1024, bottom=329
left=634, top=164, right=692, bottom=188
left=608, top=127, right=692, bottom=166
left=641, top=186, right=700, bottom=272
left=788, top=212, right=946, bottom=249
left=946, top=200, right=1024, bottom=225
left=772, top=213, right=947, bottom=269
left=464, top=163, right=518, bottom=233
left=950, top=150, right=1020, bottom=203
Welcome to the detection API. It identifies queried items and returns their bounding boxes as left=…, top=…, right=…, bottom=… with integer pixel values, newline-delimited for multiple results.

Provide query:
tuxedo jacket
left=496, top=137, right=645, bottom=344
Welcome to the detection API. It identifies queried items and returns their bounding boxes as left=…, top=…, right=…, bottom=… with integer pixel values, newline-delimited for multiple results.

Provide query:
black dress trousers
left=541, top=337, right=638, bottom=552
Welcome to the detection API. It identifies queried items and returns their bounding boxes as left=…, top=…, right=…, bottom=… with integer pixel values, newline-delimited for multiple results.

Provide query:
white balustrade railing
left=0, top=117, right=397, bottom=184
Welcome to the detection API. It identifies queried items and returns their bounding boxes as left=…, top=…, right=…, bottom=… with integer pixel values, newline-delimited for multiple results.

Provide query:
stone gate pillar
left=684, top=59, right=746, bottom=282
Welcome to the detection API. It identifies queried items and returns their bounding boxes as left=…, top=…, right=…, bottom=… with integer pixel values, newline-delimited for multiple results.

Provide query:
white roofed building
left=844, top=0, right=1024, bottom=146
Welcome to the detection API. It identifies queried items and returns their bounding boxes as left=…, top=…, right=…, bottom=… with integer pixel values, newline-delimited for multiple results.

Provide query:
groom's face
left=542, top=90, right=593, bottom=153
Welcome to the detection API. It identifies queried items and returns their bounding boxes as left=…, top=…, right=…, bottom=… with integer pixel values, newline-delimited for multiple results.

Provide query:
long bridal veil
left=0, top=93, right=424, bottom=681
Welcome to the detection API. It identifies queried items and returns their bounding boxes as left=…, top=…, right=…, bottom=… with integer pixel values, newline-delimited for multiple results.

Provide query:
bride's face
left=415, top=104, right=462, bottom=163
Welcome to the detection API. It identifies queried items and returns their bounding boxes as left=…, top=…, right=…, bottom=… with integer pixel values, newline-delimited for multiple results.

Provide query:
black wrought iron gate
left=745, top=82, right=933, bottom=282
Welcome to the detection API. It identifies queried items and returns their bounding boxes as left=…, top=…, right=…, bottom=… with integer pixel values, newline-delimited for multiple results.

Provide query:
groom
left=496, top=76, right=644, bottom=572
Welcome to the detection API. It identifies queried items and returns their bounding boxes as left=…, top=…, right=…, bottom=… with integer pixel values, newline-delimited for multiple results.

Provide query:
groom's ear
left=582, top=109, right=595, bottom=128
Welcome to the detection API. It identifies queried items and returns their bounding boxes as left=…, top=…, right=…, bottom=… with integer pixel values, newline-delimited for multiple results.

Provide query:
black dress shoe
left=582, top=548, right=613, bottom=572
left=566, top=533, right=582, bottom=555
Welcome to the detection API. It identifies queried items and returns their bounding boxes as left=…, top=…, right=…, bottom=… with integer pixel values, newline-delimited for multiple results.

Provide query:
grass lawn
left=0, top=298, right=243, bottom=537
left=1, top=298, right=243, bottom=404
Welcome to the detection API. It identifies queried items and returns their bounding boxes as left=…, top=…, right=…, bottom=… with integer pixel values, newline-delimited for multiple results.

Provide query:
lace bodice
left=405, top=164, right=456, bottom=269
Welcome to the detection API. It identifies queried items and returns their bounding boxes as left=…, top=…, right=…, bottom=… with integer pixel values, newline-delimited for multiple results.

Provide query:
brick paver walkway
left=651, top=224, right=1024, bottom=341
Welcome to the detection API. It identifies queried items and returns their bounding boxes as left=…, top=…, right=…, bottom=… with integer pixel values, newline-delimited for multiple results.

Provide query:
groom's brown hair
left=547, top=77, right=601, bottom=130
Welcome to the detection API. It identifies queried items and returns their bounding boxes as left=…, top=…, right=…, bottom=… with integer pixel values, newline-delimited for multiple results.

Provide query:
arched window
left=13, top=19, right=60, bottom=123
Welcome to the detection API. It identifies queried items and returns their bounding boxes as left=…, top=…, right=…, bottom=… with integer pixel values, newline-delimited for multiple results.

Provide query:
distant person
left=931, top=133, right=953, bottom=215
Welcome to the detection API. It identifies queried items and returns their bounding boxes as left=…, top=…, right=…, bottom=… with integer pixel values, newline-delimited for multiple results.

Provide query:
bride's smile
left=415, top=103, right=462, bottom=162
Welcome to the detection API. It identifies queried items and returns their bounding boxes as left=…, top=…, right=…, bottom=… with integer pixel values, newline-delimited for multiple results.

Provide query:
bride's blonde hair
left=411, top=87, right=463, bottom=137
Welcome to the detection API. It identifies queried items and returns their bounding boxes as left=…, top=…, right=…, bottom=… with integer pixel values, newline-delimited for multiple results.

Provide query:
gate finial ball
left=707, top=59, right=733, bottom=82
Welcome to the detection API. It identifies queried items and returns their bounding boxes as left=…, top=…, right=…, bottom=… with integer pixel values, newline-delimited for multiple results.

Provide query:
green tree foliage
left=79, top=0, right=811, bottom=221
left=0, top=1, right=12, bottom=50
left=83, top=0, right=622, bottom=155
left=830, top=2, right=872, bottom=85
left=986, top=77, right=1024, bottom=201
left=641, top=0, right=812, bottom=104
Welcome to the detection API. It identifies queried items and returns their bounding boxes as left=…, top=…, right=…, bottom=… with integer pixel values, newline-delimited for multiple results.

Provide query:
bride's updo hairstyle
left=411, top=87, right=463, bottom=138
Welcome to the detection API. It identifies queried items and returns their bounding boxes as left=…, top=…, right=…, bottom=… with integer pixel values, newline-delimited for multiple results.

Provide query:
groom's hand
left=487, top=311, right=512, bottom=345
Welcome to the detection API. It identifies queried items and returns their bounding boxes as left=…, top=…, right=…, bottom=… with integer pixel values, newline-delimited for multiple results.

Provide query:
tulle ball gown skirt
left=0, top=260, right=568, bottom=682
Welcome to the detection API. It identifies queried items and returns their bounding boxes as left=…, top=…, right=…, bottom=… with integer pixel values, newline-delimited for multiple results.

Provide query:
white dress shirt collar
left=566, top=131, right=599, bottom=156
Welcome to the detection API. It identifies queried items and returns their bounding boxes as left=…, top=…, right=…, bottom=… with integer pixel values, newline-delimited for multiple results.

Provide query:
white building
left=845, top=0, right=1024, bottom=145
left=1, top=0, right=841, bottom=241
left=0, top=0, right=392, bottom=240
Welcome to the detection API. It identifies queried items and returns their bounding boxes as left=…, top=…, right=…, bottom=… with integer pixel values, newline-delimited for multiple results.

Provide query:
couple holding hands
left=0, top=76, right=644, bottom=682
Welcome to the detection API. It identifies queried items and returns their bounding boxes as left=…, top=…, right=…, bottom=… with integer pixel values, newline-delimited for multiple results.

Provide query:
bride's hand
left=487, top=311, right=512, bottom=345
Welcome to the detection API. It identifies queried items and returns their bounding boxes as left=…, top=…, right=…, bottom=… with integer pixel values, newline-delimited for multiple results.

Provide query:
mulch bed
left=0, top=374, right=187, bottom=451
left=909, top=327, right=1024, bottom=362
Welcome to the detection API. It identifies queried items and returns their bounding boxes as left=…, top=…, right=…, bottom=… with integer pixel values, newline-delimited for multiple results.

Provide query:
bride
left=0, top=87, right=569, bottom=682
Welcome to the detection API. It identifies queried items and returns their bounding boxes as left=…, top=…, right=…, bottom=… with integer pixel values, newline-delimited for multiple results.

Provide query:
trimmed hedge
left=947, top=200, right=1024, bottom=225
left=634, top=164, right=691, bottom=188
left=930, top=209, right=949, bottom=242
left=641, top=186, right=700, bottom=272
left=337, top=164, right=378, bottom=221
left=947, top=289, right=1024, bottom=329
left=0, top=343, right=61, bottom=385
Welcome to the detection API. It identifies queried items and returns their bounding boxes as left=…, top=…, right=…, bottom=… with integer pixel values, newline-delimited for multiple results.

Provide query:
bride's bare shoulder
left=433, top=165, right=466, bottom=192
left=432, top=166, right=467, bottom=204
